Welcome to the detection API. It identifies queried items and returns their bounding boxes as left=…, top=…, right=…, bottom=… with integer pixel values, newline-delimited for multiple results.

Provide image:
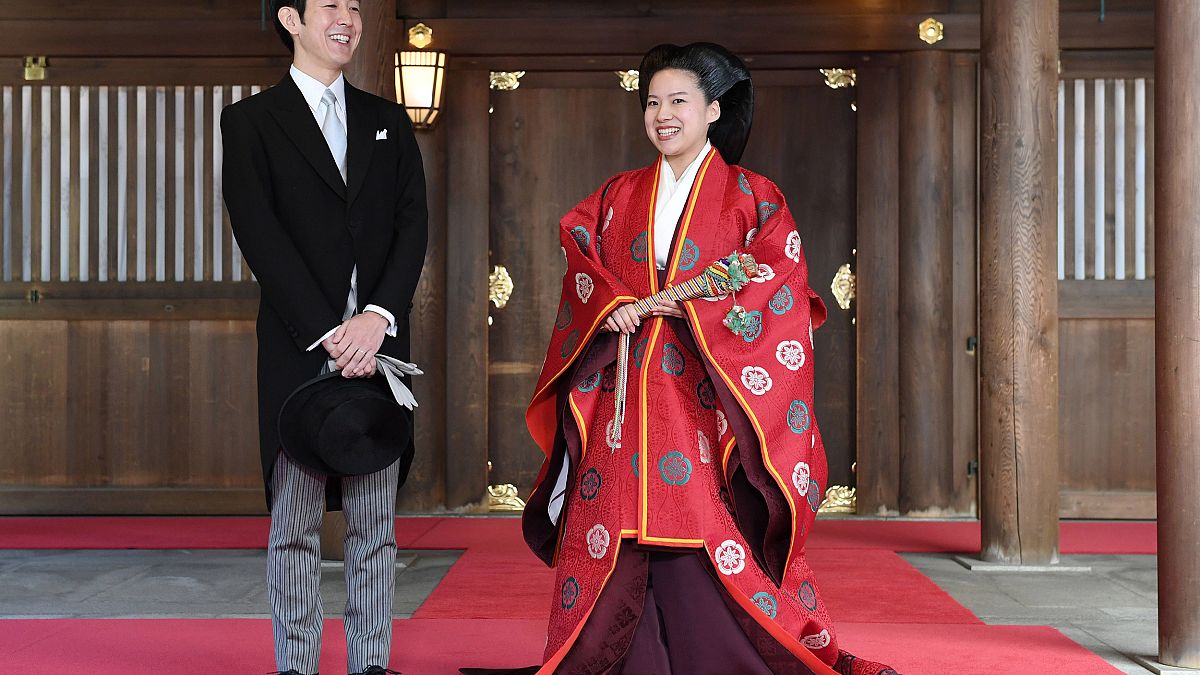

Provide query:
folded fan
left=605, top=251, right=760, bottom=326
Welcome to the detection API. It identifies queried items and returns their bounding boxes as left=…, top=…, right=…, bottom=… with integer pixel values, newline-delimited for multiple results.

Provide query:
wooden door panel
left=0, top=316, right=263, bottom=513
left=741, top=84, right=858, bottom=491
left=487, top=85, right=653, bottom=492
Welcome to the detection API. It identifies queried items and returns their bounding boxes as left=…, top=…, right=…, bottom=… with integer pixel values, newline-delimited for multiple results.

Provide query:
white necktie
left=320, top=89, right=347, bottom=182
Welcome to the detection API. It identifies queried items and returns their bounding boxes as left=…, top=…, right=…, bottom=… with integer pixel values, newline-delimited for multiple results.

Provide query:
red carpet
left=0, top=516, right=1142, bottom=673
left=408, top=545, right=981, bottom=625
left=808, top=549, right=981, bottom=625
left=0, top=618, right=1120, bottom=674
left=395, top=519, right=981, bottom=625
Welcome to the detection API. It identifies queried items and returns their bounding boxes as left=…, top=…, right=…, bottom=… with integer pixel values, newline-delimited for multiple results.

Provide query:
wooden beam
left=0, top=282, right=258, bottom=320
left=423, top=0, right=1151, bottom=18
left=1059, top=49, right=1154, bottom=79
left=450, top=53, right=878, bottom=74
left=855, top=61, right=902, bottom=516
left=1058, top=279, right=1154, bottom=319
left=0, top=488, right=267, bottom=515
left=0, top=20, right=285, bottom=57
left=0, top=10, right=1153, bottom=59
left=978, top=0, right=1060, bottom=564
left=0, top=57, right=291, bottom=86
left=402, top=11, right=1150, bottom=55
left=443, top=71, right=490, bottom=509
left=1154, top=0, right=1200, bottom=666
left=897, top=51, right=956, bottom=514
left=1059, top=490, right=1156, bottom=520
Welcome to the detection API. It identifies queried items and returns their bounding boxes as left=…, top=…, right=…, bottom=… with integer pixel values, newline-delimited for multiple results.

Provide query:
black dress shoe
left=356, top=667, right=400, bottom=675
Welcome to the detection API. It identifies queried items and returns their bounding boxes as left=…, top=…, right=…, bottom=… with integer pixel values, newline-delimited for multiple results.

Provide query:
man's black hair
left=271, top=0, right=307, bottom=54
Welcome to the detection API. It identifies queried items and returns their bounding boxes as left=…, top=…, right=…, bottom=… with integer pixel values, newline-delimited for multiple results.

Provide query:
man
left=221, top=0, right=427, bottom=672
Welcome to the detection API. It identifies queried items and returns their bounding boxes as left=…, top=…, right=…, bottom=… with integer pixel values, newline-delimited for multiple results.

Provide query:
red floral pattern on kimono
left=525, top=148, right=896, bottom=675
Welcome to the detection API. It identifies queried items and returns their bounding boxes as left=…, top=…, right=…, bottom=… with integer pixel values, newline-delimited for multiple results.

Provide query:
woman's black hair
left=271, top=0, right=308, bottom=54
left=638, top=42, right=754, bottom=165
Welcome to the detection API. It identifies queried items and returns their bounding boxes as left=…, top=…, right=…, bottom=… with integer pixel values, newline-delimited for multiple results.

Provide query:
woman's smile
left=644, top=68, right=720, bottom=176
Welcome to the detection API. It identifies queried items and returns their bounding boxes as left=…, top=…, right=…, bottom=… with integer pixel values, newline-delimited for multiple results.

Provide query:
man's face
left=280, top=0, right=362, bottom=72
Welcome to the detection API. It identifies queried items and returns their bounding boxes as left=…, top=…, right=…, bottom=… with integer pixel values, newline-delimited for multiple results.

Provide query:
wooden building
left=0, top=0, right=1157, bottom=517
left=5, top=0, right=1200, bottom=666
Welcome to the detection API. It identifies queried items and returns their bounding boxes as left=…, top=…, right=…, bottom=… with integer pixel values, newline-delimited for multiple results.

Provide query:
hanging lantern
left=394, top=23, right=446, bottom=129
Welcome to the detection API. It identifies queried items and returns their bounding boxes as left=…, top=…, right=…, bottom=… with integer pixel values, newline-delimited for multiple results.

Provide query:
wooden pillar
left=897, top=51, right=955, bottom=514
left=443, top=71, right=491, bottom=508
left=949, top=55, right=981, bottom=516
left=978, top=0, right=1059, bottom=564
left=856, top=61, right=901, bottom=517
left=1154, top=0, right=1200, bottom=666
left=344, top=0, right=398, bottom=99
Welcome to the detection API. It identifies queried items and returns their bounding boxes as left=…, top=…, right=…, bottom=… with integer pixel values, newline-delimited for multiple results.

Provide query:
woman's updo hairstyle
left=637, top=42, right=754, bottom=165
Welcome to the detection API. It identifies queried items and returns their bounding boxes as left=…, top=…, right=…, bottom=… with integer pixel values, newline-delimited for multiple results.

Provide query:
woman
left=521, top=43, right=897, bottom=675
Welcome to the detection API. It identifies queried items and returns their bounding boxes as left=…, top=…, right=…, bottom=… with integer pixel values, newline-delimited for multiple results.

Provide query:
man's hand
left=323, top=312, right=388, bottom=378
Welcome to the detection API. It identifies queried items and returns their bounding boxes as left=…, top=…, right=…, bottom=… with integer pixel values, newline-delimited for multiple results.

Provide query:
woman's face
left=644, top=68, right=721, bottom=165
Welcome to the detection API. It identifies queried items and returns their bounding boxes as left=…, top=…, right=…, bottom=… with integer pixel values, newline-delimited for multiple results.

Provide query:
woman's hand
left=648, top=299, right=685, bottom=319
left=604, top=299, right=685, bottom=334
left=604, top=304, right=642, bottom=334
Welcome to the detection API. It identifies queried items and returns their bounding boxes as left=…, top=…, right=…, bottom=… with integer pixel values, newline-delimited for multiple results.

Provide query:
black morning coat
left=220, top=74, right=428, bottom=510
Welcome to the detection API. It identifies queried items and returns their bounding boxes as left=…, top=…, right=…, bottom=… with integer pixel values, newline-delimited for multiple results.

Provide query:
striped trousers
left=267, top=451, right=401, bottom=674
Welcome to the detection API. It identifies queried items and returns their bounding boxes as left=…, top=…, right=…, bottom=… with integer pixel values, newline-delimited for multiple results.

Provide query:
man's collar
left=289, top=64, right=346, bottom=113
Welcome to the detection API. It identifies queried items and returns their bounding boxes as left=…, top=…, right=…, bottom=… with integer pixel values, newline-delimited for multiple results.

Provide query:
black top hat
left=278, top=371, right=414, bottom=478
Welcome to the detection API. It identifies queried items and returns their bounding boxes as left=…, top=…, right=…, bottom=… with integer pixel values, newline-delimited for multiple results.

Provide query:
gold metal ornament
left=407, top=22, right=433, bottom=49
left=919, top=17, right=945, bottom=45
left=23, top=56, right=47, bottom=81
left=819, top=68, right=856, bottom=89
left=831, top=263, right=856, bottom=311
left=488, top=484, right=527, bottom=512
left=489, top=71, right=526, bottom=91
left=616, top=70, right=640, bottom=92
left=489, top=265, right=514, bottom=309
left=818, top=486, right=857, bottom=514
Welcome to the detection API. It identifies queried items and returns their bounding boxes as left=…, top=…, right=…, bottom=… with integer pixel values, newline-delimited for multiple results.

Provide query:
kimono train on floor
left=522, top=148, right=898, bottom=675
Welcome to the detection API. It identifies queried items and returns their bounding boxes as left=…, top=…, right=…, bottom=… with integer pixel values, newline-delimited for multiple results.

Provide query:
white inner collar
left=653, top=141, right=712, bottom=269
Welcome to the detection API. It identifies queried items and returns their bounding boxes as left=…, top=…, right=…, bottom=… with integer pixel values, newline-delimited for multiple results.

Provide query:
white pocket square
left=375, top=129, right=388, bottom=140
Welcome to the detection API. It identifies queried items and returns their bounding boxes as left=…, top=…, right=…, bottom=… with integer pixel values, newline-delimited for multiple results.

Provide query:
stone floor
left=0, top=548, right=1187, bottom=673
left=903, top=552, right=1168, bottom=674
left=0, top=549, right=460, bottom=619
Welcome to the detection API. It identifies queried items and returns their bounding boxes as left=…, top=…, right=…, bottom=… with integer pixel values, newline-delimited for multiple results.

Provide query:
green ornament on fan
left=725, top=259, right=751, bottom=291
left=723, top=305, right=749, bottom=335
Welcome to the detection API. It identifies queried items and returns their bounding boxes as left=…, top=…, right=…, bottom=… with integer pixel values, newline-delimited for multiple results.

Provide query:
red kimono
left=524, top=148, right=896, bottom=675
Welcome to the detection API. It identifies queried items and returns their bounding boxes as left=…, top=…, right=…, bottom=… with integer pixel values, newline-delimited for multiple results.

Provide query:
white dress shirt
left=653, top=141, right=712, bottom=270
left=288, top=65, right=398, bottom=351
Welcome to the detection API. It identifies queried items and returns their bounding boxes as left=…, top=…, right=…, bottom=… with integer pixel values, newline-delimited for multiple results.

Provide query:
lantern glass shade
left=395, top=50, right=446, bottom=129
